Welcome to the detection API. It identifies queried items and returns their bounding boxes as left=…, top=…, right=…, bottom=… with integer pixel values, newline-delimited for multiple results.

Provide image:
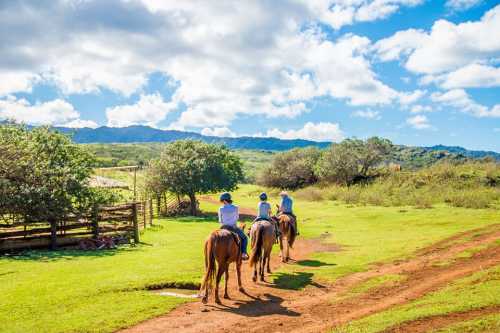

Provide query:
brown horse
left=276, top=214, right=296, bottom=263
left=199, top=229, right=244, bottom=304
left=249, top=220, right=276, bottom=282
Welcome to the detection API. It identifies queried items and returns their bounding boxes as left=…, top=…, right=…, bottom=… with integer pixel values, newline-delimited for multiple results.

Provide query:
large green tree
left=316, top=137, right=392, bottom=185
left=0, top=125, right=108, bottom=228
left=257, top=147, right=321, bottom=189
left=146, top=140, right=244, bottom=215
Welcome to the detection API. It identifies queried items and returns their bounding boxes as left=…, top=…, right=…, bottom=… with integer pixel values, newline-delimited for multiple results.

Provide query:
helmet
left=259, top=192, right=268, bottom=201
left=219, top=192, right=232, bottom=202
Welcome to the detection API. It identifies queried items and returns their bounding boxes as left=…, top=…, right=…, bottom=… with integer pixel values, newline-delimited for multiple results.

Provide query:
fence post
left=91, top=204, right=99, bottom=239
left=49, top=218, right=57, bottom=250
left=143, top=201, right=147, bottom=228
left=132, top=203, right=140, bottom=244
left=149, top=198, right=153, bottom=226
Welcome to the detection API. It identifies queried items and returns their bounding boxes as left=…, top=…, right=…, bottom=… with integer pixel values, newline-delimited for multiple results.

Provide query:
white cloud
left=431, top=89, right=500, bottom=118
left=352, top=109, right=381, bottom=119
left=305, top=0, right=424, bottom=30
left=410, top=104, right=433, bottom=113
left=446, top=0, right=482, bottom=11
left=0, top=96, right=87, bottom=126
left=201, top=127, right=236, bottom=137
left=0, top=1, right=418, bottom=129
left=262, top=122, right=344, bottom=142
left=105, top=94, right=177, bottom=127
left=398, top=89, right=426, bottom=105
left=430, top=64, right=500, bottom=89
left=374, top=5, right=500, bottom=74
left=406, top=114, right=431, bottom=129
left=63, top=119, right=99, bottom=128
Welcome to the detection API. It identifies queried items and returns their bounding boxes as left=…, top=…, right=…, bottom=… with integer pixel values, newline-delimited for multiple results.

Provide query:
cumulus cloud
left=431, top=89, right=500, bottom=118
left=261, top=122, right=344, bottom=142
left=63, top=119, right=99, bottom=128
left=446, top=0, right=482, bottom=11
left=305, top=0, right=424, bottom=30
left=374, top=5, right=500, bottom=75
left=201, top=127, right=236, bottom=137
left=0, top=95, right=93, bottom=126
left=351, top=109, right=381, bottom=119
left=410, top=104, right=433, bottom=113
left=0, top=0, right=419, bottom=129
left=406, top=114, right=431, bottom=129
left=427, top=64, right=500, bottom=89
left=105, top=94, right=177, bottom=127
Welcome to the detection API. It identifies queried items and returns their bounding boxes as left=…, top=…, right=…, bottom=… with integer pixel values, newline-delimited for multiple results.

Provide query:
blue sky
left=0, top=0, right=499, bottom=151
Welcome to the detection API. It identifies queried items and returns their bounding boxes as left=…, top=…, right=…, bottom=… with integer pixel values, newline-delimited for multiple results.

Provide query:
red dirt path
left=119, top=202, right=500, bottom=333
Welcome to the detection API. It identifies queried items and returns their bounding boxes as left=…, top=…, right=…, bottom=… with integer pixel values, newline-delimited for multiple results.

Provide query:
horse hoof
left=267, top=270, right=272, bottom=274
left=201, top=297, right=208, bottom=304
left=252, top=276, right=257, bottom=282
left=239, top=287, right=245, bottom=293
left=224, top=294, right=230, bottom=300
left=215, top=299, right=222, bottom=305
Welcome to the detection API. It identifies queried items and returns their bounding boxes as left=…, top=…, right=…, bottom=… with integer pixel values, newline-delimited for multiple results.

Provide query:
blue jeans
left=221, top=225, right=248, bottom=254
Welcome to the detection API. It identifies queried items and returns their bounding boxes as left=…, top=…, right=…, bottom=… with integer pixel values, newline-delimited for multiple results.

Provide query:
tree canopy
left=146, top=140, right=244, bottom=215
left=0, top=125, right=109, bottom=223
left=257, top=147, right=321, bottom=190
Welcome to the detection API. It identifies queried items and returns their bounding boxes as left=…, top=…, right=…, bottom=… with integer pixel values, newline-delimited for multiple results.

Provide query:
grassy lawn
left=0, top=217, right=217, bottom=333
left=1, top=184, right=499, bottom=333
left=336, top=266, right=500, bottom=333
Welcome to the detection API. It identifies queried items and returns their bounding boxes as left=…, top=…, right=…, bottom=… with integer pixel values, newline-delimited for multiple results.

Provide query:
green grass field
left=1, top=184, right=499, bottom=333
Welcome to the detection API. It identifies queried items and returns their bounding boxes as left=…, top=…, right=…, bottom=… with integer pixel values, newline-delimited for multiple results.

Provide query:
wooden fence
left=0, top=202, right=152, bottom=252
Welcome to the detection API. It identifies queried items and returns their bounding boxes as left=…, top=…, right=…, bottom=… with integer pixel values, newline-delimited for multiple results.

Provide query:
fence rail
left=0, top=201, right=153, bottom=252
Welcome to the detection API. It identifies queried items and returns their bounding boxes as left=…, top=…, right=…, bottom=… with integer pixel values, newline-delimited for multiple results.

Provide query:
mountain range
left=43, top=124, right=500, bottom=160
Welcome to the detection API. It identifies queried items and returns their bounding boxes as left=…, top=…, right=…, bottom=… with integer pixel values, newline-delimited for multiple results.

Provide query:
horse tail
left=250, top=223, right=264, bottom=267
left=200, top=233, right=217, bottom=295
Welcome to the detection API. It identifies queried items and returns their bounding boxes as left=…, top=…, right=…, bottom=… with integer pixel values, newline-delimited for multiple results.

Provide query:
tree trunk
left=49, top=218, right=57, bottom=250
left=188, top=193, right=197, bottom=216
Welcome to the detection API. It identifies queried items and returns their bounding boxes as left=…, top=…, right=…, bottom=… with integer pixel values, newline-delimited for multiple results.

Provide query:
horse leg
left=236, top=260, right=245, bottom=293
left=223, top=265, right=230, bottom=299
left=252, top=260, right=257, bottom=282
left=260, top=256, right=265, bottom=282
left=286, top=236, right=290, bottom=261
left=279, top=237, right=286, bottom=263
left=214, top=264, right=224, bottom=304
left=266, top=250, right=272, bottom=274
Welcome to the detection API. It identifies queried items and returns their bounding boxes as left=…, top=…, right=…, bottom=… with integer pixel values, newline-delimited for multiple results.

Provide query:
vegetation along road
left=2, top=185, right=499, bottom=332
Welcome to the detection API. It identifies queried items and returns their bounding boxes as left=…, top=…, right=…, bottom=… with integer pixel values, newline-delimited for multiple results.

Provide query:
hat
left=279, top=191, right=288, bottom=196
left=259, top=192, right=268, bottom=200
left=219, top=192, right=232, bottom=202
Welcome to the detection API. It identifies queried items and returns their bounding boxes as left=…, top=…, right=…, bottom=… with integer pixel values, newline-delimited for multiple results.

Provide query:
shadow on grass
left=271, top=272, right=328, bottom=290
left=209, top=293, right=300, bottom=317
left=1, top=246, right=136, bottom=262
left=296, top=259, right=337, bottom=268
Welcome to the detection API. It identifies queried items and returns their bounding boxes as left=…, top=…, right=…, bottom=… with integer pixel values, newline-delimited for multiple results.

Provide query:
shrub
left=293, top=187, right=325, bottom=201
left=0, top=124, right=107, bottom=223
left=257, top=147, right=321, bottom=190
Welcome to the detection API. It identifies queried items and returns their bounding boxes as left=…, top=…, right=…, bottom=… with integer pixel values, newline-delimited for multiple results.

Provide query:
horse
left=199, top=228, right=245, bottom=304
left=275, top=212, right=296, bottom=263
left=249, top=220, right=276, bottom=282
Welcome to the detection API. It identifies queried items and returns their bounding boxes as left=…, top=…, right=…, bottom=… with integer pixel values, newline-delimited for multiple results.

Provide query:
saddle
left=220, top=225, right=241, bottom=246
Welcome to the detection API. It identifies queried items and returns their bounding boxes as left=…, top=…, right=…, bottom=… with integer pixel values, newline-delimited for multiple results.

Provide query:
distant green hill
left=55, top=125, right=330, bottom=150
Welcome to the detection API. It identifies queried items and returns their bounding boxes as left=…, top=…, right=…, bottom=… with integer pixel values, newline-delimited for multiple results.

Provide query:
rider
left=218, top=192, right=249, bottom=260
left=279, top=191, right=298, bottom=235
left=254, top=192, right=280, bottom=239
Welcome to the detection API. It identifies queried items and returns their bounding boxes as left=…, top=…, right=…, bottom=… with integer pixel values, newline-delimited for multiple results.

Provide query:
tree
left=316, top=137, right=392, bottom=185
left=257, top=147, right=321, bottom=189
left=0, top=124, right=109, bottom=227
left=146, top=140, right=244, bottom=215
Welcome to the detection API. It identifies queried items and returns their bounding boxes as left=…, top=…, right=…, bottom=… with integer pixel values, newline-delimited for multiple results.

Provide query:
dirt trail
left=120, top=202, right=500, bottom=333
left=382, top=305, right=500, bottom=333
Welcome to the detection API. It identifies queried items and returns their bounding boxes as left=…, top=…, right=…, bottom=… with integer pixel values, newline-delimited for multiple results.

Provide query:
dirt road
left=120, top=204, right=500, bottom=333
